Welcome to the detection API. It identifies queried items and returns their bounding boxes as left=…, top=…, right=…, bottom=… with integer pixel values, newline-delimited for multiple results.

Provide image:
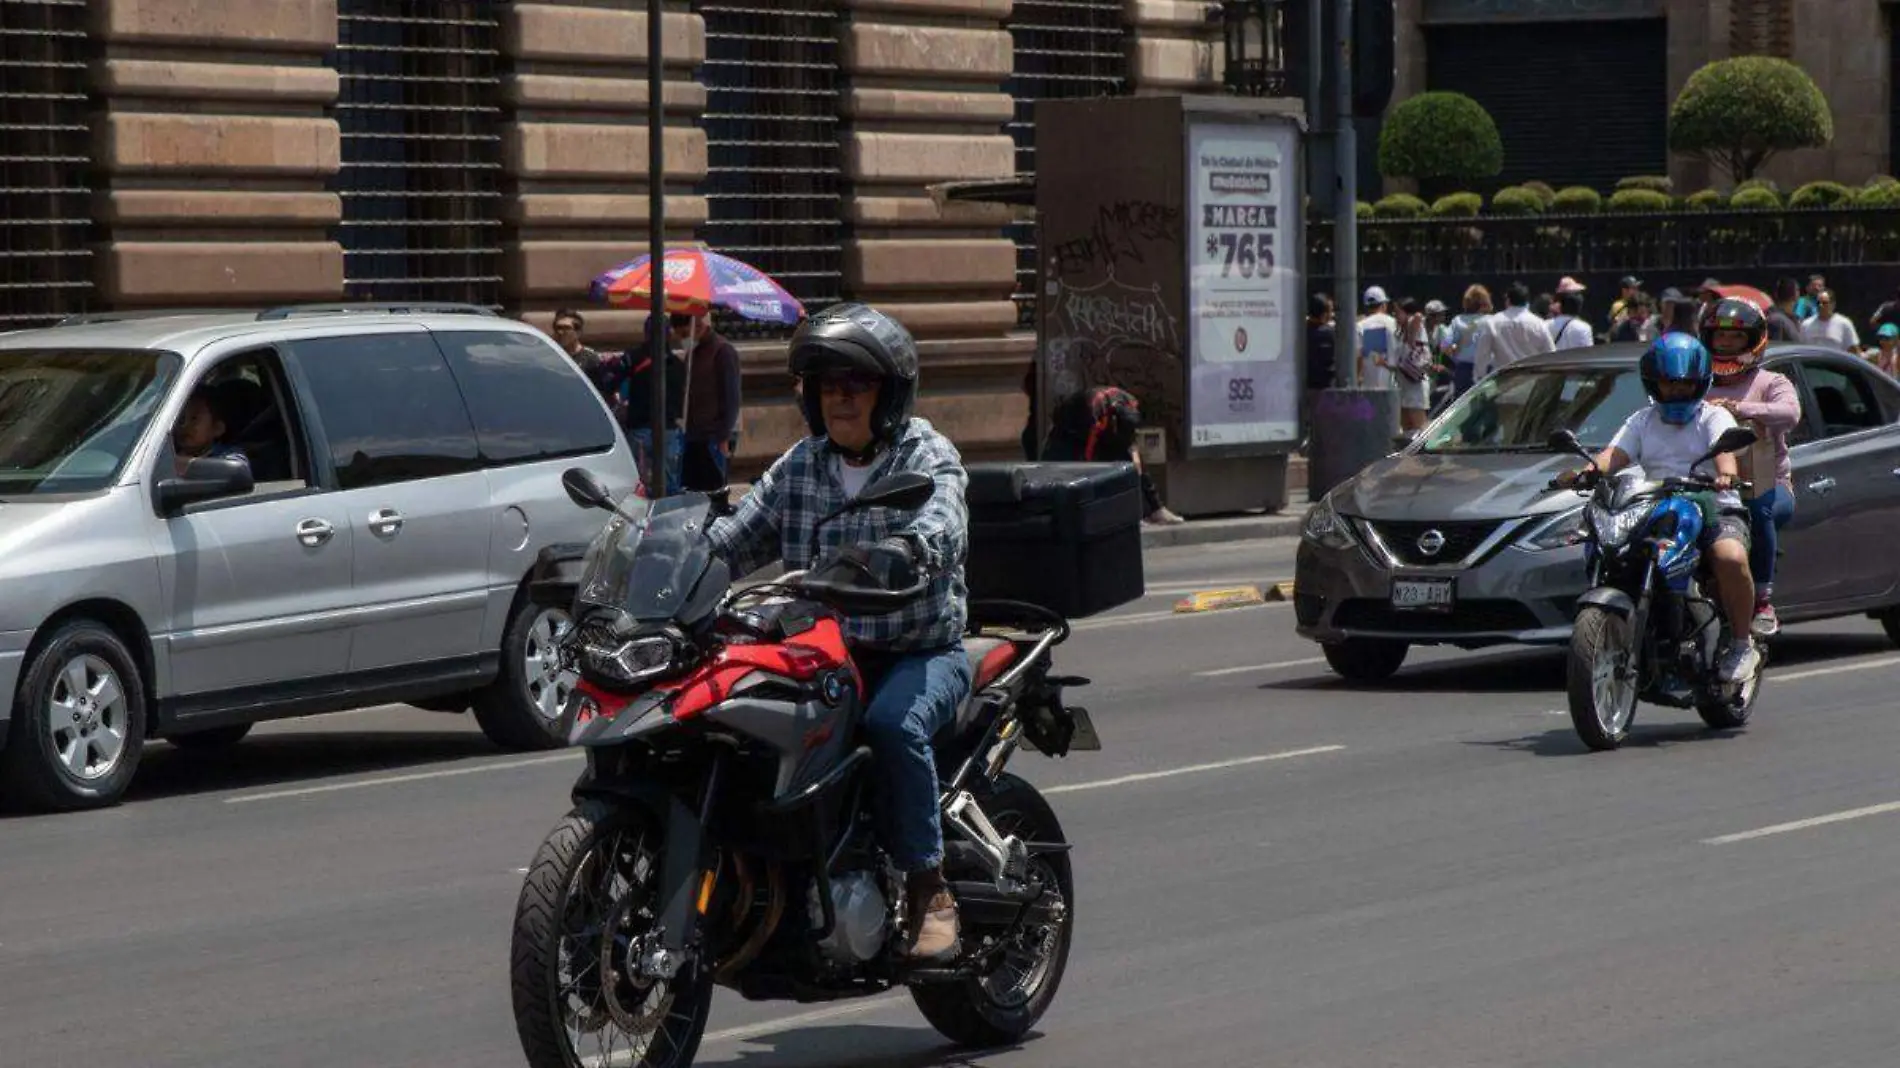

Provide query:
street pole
left=1332, top=0, right=1357, bottom=388
left=646, top=0, right=668, bottom=497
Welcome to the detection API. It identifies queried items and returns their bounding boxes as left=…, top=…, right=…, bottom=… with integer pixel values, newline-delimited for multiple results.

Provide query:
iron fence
left=0, top=0, right=91, bottom=328
left=1005, top=0, right=1127, bottom=326
left=698, top=2, right=842, bottom=339
left=332, top=1, right=504, bottom=307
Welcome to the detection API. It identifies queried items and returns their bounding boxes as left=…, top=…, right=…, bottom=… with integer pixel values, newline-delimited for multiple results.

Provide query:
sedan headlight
left=1519, top=506, right=1586, bottom=551
left=581, top=628, right=683, bottom=687
left=1587, top=500, right=1653, bottom=549
left=1301, top=498, right=1357, bottom=551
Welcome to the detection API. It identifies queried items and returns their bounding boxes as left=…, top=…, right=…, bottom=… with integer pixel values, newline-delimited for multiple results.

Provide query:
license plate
left=1391, top=577, right=1455, bottom=612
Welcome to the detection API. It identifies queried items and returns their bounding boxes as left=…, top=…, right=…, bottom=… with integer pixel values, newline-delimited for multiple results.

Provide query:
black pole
left=646, top=0, right=668, bottom=497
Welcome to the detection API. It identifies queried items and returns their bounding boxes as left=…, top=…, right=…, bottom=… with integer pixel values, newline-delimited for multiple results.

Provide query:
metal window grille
left=698, top=2, right=843, bottom=339
left=332, top=1, right=503, bottom=307
left=1005, top=0, right=1127, bottom=326
left=0, top=0, right=91, bottom=328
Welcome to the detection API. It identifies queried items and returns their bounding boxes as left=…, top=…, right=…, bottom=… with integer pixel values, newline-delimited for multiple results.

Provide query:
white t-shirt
left=833, top=454, right=875, bottom=498
left=1802, top=313, right=1860, bottom=352
left=1357, top=312, right=1398, bottom=390
left=1549, top=315, right=1594, bottom=350
left=1609, top=401, right=1741, bottom=510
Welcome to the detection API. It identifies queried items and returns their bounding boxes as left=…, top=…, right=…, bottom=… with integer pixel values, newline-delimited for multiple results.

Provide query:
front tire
left=0, top=621, right=147, bottom=811
left=511, top=800, right=712, bottom=1068
left=912, top=774, right=1075, bottom=1048
left=474, top=600, right=574, bottom=751
left=1321, top=638, right=1409, bottom=682
left=1567, top=606, right=1638, bottom=751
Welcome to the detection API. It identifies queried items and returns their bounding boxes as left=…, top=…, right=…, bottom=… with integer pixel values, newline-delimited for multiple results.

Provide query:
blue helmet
left=1639, top=333, right=1712, bottom=425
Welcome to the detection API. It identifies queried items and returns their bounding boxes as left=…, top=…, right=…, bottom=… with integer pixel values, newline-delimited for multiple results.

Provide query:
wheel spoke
left=93, top=721, right=126, bottom=765
left=90, top=672, right=123, bottom=711
left=61, top=734, right=90, bottom=777
left=61, top=659, right=89, bottom=701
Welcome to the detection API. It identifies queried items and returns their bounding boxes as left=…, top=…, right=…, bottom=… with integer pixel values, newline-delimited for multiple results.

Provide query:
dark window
left=699, top=3, right=844, bottom=339
left=0, top=2, right=92, bottom=328
left=1004, top=1, right=1128, bottom=326
left=1423, top=18, right=1666, bottom=192
left=287, top=332, right=481, bottom=489
left=434, top=330, right=617, bottom=465
left=331, top=1, right=504, bottom=306
left=1798, top=360, right=1885, bottom=438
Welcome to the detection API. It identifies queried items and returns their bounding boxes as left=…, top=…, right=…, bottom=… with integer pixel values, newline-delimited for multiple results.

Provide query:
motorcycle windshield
left=575, top=492, right=716, bottom=622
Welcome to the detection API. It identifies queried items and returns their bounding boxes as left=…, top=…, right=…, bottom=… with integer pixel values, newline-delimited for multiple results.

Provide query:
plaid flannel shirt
left=709, top=418, right=969, bottom=653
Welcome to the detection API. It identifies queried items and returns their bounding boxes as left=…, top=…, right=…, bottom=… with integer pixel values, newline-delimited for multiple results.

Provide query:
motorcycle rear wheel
left=912, top=773, right=1075, bottom=1048
left=1567, top=606, right=1639, bottom=751
left=511, top=800, right=712, bottom=1068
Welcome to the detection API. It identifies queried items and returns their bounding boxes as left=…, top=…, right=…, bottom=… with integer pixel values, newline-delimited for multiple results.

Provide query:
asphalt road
left=9, top=535, right=1900, bottom=1067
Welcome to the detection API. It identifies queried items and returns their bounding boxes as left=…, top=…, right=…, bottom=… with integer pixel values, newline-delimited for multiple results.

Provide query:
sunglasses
left=818, top=373, right=880, bottom=396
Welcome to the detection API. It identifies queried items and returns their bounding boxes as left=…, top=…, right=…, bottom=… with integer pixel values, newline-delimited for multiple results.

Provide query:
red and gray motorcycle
left=508, top=467, right=1101, bottom=1068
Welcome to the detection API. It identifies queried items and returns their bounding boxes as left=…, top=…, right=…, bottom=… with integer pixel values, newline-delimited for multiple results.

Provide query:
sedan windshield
left=1418, top=365, right=1651, bottom=454
left=0, top=349, right=177, bottom=494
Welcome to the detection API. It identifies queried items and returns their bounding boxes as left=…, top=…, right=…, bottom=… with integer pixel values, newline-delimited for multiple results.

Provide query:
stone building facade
left=0, top=0, right=1225, bottom=473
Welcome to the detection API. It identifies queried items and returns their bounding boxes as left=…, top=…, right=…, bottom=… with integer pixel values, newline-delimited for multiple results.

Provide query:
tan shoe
left=905, top=869, right=960, bottom=961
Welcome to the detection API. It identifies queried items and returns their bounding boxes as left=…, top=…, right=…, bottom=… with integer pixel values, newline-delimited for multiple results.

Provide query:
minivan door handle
left=295, top=518, right=335, bottom=548
left=367, top=508, right=405, bottom=537
left=1807, top=476, right=1837, bottom=495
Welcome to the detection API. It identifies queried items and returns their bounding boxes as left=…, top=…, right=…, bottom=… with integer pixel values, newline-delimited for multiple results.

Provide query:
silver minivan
left=0, top=305, right=640, bottom=810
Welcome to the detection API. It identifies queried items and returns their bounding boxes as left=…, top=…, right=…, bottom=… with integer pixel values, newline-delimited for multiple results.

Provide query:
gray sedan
left=1295, top=342, right=1900, bottom=680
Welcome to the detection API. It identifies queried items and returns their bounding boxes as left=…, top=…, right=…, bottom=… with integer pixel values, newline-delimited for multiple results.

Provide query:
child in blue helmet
left=1557, top=333, right=1762, bottom=682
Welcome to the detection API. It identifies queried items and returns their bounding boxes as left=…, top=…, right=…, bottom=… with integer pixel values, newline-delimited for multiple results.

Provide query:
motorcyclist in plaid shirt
left=708, top=302, right=972, bottom=961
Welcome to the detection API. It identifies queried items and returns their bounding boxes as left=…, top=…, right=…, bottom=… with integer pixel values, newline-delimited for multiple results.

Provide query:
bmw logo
left=1416, top=529, right=1447, bottom=557
left=821, top=672, right=847, bottom=705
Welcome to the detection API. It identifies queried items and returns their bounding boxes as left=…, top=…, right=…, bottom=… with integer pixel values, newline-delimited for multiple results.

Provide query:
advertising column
left=1185, top=118, right=1303, bottom=455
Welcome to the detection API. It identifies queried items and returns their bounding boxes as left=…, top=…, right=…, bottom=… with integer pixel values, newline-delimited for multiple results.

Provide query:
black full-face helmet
left=788, top=302, right=920, bottom=456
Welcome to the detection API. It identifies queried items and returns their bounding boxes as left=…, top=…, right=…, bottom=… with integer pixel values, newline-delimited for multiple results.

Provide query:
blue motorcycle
left=1546, top=426, right=1764, bottom=751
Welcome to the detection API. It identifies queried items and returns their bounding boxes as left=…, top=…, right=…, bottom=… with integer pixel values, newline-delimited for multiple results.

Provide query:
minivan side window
left=432, top=330, right=617, bottom=466
left=286, top=332, right=481, bottom=490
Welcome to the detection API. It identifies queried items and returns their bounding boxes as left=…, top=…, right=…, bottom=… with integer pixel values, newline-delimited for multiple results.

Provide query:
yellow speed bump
left=1173, top=586, right=1269, bottom=614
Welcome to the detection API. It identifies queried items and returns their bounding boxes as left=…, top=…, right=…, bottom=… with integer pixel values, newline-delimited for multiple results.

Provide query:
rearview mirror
left=855, top=471, right=934, bottom=512
left=561, top=467, right=613, bottom=511
left=156, top=455, right=254, bottom=515
left=1546, top=429, right=1587, bottom=457
left=1711, top=426, right=1758, bottom=455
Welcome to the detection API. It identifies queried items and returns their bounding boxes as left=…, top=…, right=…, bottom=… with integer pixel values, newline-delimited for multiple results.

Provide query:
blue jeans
left=1452, top=362, right=1476, bottom=398
left=860, top=645, right=972, bottom=873
left=628, top=427, right=683, bottom=495
left=1747, top=485, right=1795, bottom=592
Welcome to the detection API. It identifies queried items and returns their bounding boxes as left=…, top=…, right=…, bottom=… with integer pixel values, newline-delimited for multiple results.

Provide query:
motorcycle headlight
left=581, top=628, right=683, bottom=687
left=1301, top=498, right=1358, bottom=551
left=1588, top=501, right=1652, bottom=549
left=1519, top=506, right=1586, bottom=551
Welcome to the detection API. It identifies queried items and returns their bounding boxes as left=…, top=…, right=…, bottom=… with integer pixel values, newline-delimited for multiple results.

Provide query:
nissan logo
left=1416, top=529, right=1447, bottom=557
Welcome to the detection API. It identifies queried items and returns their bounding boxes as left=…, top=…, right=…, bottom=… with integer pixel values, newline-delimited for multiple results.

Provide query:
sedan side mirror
left=156, top=455, right=254, bottom=515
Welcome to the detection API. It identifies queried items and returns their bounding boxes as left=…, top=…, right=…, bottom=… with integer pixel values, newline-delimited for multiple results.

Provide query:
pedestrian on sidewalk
left=550, top=309, right=623, bottom=413
left=1549, top=278, right=1594, bottom=349
left=1471, top=281, right=1552, bottom=377
left=1443, top=284, right=1492, bottom=400
left=671, top=312, right=743, bottom=491
left=1393, top=297, right=1437, bottom=433
left=1303, top=292, right=1337, bottom=441
left=1801, top=289, right=1861, bottom=353
left=1041, top=385, right=1182, bottom=525
left=1765, top=278, right=1803, bottom=342
left=621, top=316, right=687, bottom=495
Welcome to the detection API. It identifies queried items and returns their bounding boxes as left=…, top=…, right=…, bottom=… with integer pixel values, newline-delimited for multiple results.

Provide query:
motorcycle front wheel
left=511, top=800, right=713, bottom=1068
left=1567, top=605, right=1640, bottom=751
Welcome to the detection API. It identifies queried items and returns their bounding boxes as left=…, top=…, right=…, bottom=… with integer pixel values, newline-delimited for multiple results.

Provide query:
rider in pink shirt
left=1701, top=297, right=1802, bottom=637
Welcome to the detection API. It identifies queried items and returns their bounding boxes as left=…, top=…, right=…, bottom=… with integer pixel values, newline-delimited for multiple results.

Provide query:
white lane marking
left=1194, top=655, right=1329, bottom=678
left=1043, top=745, right=1346, bottom=794
left=1704, top=800, right=1900, bottom=845
left=700, top=994, right=910, bottom=1045
left=223, top=752, right=581, bottom=804
left=1772, top=654, right=1900, bottom=683
left=1072, top=602, right=1278, bottom=632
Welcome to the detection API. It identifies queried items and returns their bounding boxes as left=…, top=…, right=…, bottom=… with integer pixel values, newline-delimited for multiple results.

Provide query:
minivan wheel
left=1321, top=638, right=1409, bottom=682
left=473, top=600, right=574, bottom=751
left=0, top=621, right=147, bottom=812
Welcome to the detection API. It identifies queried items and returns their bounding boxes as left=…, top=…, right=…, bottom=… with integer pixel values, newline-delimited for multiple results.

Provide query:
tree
left=1377, top=92, right=1503, bottom=185
left=1669, top=57, right=1832, bottom=183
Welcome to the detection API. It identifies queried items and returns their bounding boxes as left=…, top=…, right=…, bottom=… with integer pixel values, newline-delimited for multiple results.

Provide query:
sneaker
left=1751, top=602, right=1781, bottom=639
left=1144, top=507, right=1186, bottom=526
left=1718, top=637, right=1761, bottom=684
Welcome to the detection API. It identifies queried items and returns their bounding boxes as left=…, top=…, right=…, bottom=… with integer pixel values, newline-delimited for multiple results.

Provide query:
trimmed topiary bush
left=1788, top=180, right=1854, bottom=208
left=1372, top=193, right=1429, bottom=219
left=1684, top=188, right=1727, bottom=211
left=1430, top=192, right=1483, bottom=217
left=1356, top=200, right=1375, bottom=220
left=1520, top=181, right=1557, bottom=207
left=1377, top=92, right=1505, bottom=184
left=1551, top=186, right=1603, bottom=214
left=1856, top=181, right=1900, bottom=208
left=1616, top=175, right=1674, bottom=194
left=1734, top=177, right=1781, bottom=197
left=1488, top=187, right=1544, bottom=216
left=1608, top=188, right=1672, bottom=213
left=1730, top=186, right=1782, bottom=210
left=1670, top=57, right=1833, bottom=183
left=1867, top=175, right=1900, bottom=190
